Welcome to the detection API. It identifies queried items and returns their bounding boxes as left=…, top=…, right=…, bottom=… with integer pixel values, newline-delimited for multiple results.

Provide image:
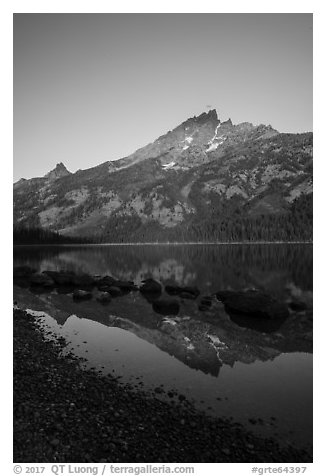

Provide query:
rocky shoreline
left=14, top=266, right=300, bottom=322
left=14, top=307, right=312, bottom=463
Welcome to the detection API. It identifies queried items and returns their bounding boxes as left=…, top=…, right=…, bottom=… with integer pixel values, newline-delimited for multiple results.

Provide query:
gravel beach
left=13, top=308, right=312, bottom=463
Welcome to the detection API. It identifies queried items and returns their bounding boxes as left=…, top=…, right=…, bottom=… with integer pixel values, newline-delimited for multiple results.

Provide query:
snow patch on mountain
left=206, top=138, right=225, bottom=153
left=207, top=123, right=221, bottom=145
left=162, top=162, right=176, bottom=169
left=206, top=123, right=225, bottom=152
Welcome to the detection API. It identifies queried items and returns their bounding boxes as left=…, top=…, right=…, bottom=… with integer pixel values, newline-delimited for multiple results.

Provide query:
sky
left=13, top=13, right=313, bottom=181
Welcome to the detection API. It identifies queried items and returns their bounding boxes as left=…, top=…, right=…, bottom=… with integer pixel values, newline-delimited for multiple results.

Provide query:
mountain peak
left=45, top=162, right=71, bottom=180
left=177, top=109, right=220, bottom=133
left=222, top=118, right=233, bottom=126
left=197, top=109, right=218, bottom=120
left=192, top=109, right=219, bottom=125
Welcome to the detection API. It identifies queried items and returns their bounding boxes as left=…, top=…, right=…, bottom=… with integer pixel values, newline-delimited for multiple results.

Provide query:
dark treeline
left=13, top=226, right=90, bottom=245
left=13, top=194, right=312, bottom=244
left=95, top=194, right=313, bottom=243
left=185, top=194, right=313, bottom=243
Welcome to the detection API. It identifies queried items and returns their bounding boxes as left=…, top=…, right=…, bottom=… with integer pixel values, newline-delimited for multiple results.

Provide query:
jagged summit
left=102, top=109, right=280, bottom=173
left=194, top=109, right=219, bottom=123
left=45, top=162, right=71, bottom=181
left=179, top=109, right=220, bottom=129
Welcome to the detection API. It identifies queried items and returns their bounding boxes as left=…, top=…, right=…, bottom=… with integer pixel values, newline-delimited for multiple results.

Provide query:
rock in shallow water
left=140, top=279, right=162, bottom=295
left=180, top=291, right=197, bottom=300
left=198, top=304, right=210, bottom=312
left=114, top=281, right=139, bottom=292
left=96, top=275, right=116, bottom=289
left=96, top=292, right=112, bottom=304
left=73, top=290, right=93, bottom=301
left=165, top=284, right=200, bottom=298
left=200, top=296, right=213, bottom=307
left=216, top=290, right=289, bottom=320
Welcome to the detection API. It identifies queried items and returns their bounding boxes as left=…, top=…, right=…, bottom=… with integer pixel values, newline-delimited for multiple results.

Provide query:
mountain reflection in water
left=14, top=243, right=312, bottom=299
left=13, top=243, right=313, bottom=447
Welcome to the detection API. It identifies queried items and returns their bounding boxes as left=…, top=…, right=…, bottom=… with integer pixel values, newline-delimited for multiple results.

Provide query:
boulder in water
left=165, top=284, right=199, bottom=298
left=216, top=290, right=289, bottom=320
left=96, top=276, right=116, bottom=289
left=140, top=279, right=162, bottom=295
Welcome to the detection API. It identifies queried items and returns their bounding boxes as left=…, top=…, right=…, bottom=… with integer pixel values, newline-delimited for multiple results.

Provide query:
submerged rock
left=198, top=296, right=214, bottom=312
left=56, top=285, right=75, bottom=294
left=43, top=270, right=76, bottom=286
left=165, top=284, right=181, bottom=296
left=198, top=304, right=210, bottom=312
left=180, top=291, right=197, bottom=300
left=96, top=276, right=116, bottom=289
left=288, top=300, right=307, bottom=312
left=73, top=290, right=92, bottom=301
left=215, top=290, right=237, bottom=303
left=96, top=292, right=112, bottom=304
left=181, top=286, right=200, bottom=298
left=14, top=266, right=36, bottom=277
left=107, top=286, right=123, bottom=297
left=13, top=266, right=36, bottom=287
left=165, top=284, right=200, bottom=298
left=200, top=296, right=213, bottom=307
left=72, top=274, right=95, bottom=289
left=152, top=299, right=180, bottom=315
left=30, top=273, right=55, bottom=288
left=114, top=281, right=139, bottom=292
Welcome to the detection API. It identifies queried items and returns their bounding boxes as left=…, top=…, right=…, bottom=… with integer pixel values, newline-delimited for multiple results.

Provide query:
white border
left=2, top=2, right=323, bottom=474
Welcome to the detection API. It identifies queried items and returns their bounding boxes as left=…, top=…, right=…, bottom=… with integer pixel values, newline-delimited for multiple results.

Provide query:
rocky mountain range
left=13, top=109, right=313, bottom=242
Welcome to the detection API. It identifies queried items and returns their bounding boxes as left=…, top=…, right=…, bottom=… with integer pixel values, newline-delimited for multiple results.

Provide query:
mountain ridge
left=13, top=109, right=313, bottom=243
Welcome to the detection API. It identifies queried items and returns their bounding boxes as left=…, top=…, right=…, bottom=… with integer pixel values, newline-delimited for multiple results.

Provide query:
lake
left=13, top=243, right=313, bottom=449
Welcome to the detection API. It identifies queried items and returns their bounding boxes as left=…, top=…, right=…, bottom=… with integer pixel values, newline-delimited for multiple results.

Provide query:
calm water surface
left=14, top=244, right=313, bottom=448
